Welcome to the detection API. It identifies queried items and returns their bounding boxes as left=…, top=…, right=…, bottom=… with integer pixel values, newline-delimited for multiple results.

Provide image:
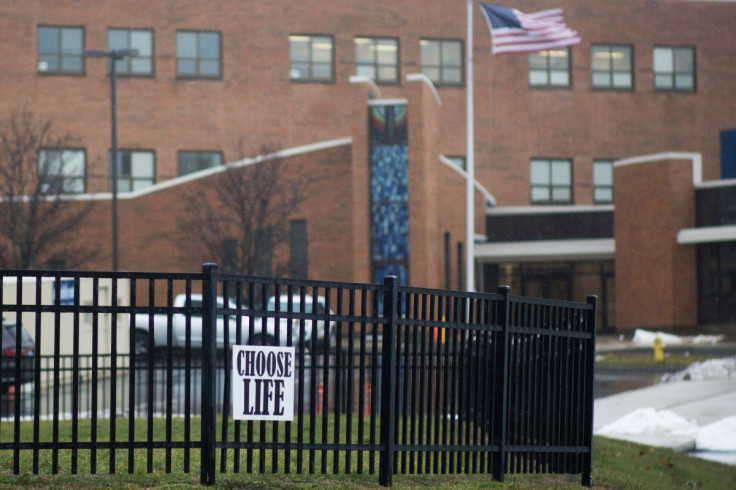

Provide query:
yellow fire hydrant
left=653, top=335, right=665, bottom=362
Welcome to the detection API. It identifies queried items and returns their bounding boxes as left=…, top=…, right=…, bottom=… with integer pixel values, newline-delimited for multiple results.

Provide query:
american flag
left=479, top=4, right=581, bottom=56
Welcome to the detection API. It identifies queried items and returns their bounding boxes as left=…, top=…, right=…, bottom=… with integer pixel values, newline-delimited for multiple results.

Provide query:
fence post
left=493, top=286, right=510, bottom=483
left=201, top=263, right=218, bottom=486
left=379, top=276, right=398, bottom=487
left=582, top=295, right=597, bottom=487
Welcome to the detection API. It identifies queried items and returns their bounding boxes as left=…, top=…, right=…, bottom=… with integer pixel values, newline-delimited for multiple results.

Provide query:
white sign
left=232, top=345, right=295, bottom=421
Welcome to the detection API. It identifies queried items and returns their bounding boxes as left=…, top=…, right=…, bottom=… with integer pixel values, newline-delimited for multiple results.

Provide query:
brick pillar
left=614, top=153, right=699, bottom=331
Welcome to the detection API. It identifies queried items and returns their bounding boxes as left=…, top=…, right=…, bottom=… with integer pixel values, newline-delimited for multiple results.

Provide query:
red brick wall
left=2, top=0, right=734, bottom=203
left=614, top=155, right=698, bottom=331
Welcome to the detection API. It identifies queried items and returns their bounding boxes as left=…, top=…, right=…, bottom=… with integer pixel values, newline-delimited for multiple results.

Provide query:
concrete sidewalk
left=594, top=379, right=736, bottom=451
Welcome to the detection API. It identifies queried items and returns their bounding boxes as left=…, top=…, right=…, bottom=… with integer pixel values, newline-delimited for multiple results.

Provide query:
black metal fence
left=0, top=264, right=596, bottom=486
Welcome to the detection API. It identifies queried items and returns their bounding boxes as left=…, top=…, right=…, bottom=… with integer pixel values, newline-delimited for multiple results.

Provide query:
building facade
left=2, top=0, right=736, bottom=332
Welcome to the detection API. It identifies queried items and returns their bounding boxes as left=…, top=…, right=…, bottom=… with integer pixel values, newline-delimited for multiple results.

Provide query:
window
left=109, top=150, right=155, bottom=192
left=591, top=44, right=632, bottom=89
left=354, top=37, right=399, bottom=83
left=653, top=46, right=695, bottom=91
left=593, top=159, right=614, bottom=204
left=290, top=220, right=308, bottom=279
left=529, top=48, right=570, bottom=87
left=37, top=26, right=84, bottom=74
left=530, top=158, right=572, bottom=204
left=176, top=31, right=221, bottom=78
left=419, top=39, right=462, bottom=85
left=108, top=28, right=154, bottom=75
left=289, top=35, right=333, bottom=82
left=177, top=151, right=223, bottom=176
left=38, top=149, right=86, bottom=193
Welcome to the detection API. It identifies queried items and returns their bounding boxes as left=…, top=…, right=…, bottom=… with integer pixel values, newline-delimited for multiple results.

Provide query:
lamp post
left=83, top=48, right=138, bottom=272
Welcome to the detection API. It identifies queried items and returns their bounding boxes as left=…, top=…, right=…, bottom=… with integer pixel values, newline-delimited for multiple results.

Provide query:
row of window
left=37, top=25, right=462, bottom=85
left=530, top=158, right=613, bottom=205
left=38, top=25, right=695, bottom=91
left=39, top=148, right=613, bottom=206
left=38, top=149, right=223, bottom=193
left=533, top=45, right=695, bottom=91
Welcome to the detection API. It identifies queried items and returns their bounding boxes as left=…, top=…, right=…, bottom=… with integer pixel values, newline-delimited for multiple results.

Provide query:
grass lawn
left=595, top=351, right=713, bottom=368
left=0, top=431, right=734, bottom=488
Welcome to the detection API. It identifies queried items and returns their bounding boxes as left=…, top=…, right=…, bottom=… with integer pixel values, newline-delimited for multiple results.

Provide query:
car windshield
left=1, top=323, right=33, bottom=348
left=267, top=298, right=322, bottom=313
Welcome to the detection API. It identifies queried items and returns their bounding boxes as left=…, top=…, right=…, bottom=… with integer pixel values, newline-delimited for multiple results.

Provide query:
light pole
left=83, top=48, right=138, bottom=272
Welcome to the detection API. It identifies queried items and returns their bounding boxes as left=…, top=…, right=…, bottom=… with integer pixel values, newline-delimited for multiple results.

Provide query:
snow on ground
left=661, top=356, right=736, bottom=383
left=597, top=409, right=736, bottom=453
left=696, top=416, right=736, bottom=451
left=597, top=354, right=736, bottom=463
left=597, top=407, right=699, bottom=438
left=631, top=328, right=725, bottom=346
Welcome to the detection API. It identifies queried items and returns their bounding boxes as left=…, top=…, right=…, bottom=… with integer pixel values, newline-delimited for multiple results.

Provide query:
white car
left=249, top=295, right=335, bottom=349
left=133, top=294, right=246, bottom=354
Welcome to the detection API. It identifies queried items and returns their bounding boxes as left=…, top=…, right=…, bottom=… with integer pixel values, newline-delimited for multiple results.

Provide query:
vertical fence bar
left=201, top=263, right=218, bottom=486
left=128, top=279, right=137, bottom=473
left=33, top=277, right=42, bottom=474
left=90, top=277, right=99, bottom=474
left=582, top=295, right=597, bottom=487
left=71, top=278, right=81, bottom=474
left=493, top=286, right=510, bottom=483
left=379, top=276, right=398, bottom=487
left=52, top=277, right=61, bottom=474
left=184, top=279, right=193, bottom=473
left=109, top=278, right=119, bottom=474
left=12, top=274, right=22, bottom=475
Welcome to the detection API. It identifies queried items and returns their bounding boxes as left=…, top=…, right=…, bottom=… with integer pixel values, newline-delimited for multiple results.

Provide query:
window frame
left=107, top=27, right=155, bottom=77
left=528, top=47, right=572, bottom=88
left=653, top=45, right=696, bottom=93
left=109, top=149, right=156, bottom=192
left=38, top=148, right=87, bottom=194
left=354, top=36, right=400, bottom=85
left=419, top=38, right=464, bottom=86
left=591, top=44, right=633, bottom=91
left=37, top=25, right=85, bottom=76
left=177, top=150, right=224, bottom=176
left=289, top=34, right=335, bottom=83
left=592, top=159, right=615, bottom=204
left=529, top=158, right=574, bottom=205
left=175, top=30, right=222, bottom=80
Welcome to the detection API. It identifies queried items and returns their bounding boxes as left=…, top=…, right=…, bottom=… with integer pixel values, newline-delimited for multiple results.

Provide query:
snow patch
left=597, top=407, right=699, bottom=438
left=661, top=356, right=736, bottom=383
left=695, top=416, right=736, bottom=451
left=631, top=329, right=724, bottom=346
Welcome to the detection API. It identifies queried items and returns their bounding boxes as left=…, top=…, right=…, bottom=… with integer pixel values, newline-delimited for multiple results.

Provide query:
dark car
left=1, top=321, right=35, bottom=392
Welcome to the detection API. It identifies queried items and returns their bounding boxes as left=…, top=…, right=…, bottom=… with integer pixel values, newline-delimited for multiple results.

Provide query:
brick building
left=1, top=0, right=736, bottom=332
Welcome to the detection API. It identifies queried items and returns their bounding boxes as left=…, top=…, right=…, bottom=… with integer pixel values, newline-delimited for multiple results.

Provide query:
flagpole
left=466, top=0, right=475, bottom=292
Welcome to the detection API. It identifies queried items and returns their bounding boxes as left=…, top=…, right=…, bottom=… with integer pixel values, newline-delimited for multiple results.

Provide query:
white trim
left=405, top=73, right=442, bottom=107
left=439, top=155, right=496, bottom=207
left=475, top=239, right=615, bottom=263
left=696, top=178, right=736, bottom=189
left=615, top=152, right=702, bottom=185
left=11, top=137, right=354, bottom=203
left=368, top=98, right=407, bottom=106
left=677, top=225, right=736, bottom=244
left=486, top=205, right=613, bottom=216
left=349, top=75, right=382, bottom=99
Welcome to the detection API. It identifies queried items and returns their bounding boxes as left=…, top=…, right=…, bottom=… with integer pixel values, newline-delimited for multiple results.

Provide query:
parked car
left=1, top=321, right=35, bottom=392
left=250, top=295, right=335, bottom=350
left=133, top=294, right=247, bottom=355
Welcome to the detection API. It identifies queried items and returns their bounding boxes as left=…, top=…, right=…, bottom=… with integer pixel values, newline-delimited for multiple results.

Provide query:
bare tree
left=0, top=110, right=97, bottom=269
left=178, top=144, right=312, bottom=277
